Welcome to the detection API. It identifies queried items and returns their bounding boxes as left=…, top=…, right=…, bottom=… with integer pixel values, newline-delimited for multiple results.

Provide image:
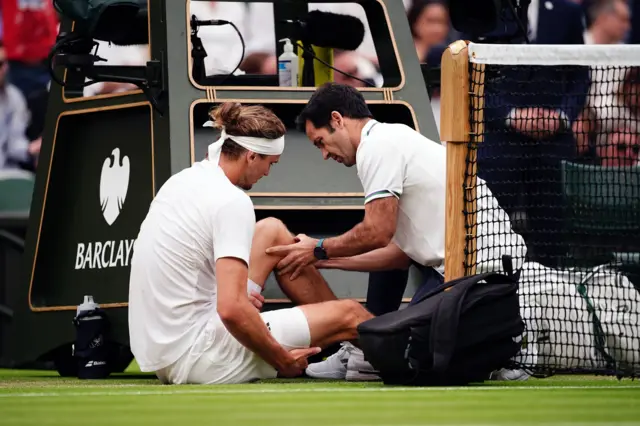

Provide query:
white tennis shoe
left=489, top=368, right=530, bottom=381
left=305, top=342, right=381, bottom=381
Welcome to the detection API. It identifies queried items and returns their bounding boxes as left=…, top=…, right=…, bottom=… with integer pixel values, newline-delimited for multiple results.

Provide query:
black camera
left=449, top=0, right=532, bottom=44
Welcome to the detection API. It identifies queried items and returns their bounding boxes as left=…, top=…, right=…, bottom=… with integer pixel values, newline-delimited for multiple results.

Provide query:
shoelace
left=335, top=343, right=356, bottom=365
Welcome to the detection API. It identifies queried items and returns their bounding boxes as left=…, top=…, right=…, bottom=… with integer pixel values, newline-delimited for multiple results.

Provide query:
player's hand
left=314, top=260, right=331, bottom=269
left=28, top=137, right=42, bottom=156
left=248, top=291, right=264, bottom=311
left=266, top=234, right=319, bottom=280
left=510, top=108, right=563, bottom=137
left=314, top=259, right=340, bottom=269
left=277, top=347, right=322, bottom=378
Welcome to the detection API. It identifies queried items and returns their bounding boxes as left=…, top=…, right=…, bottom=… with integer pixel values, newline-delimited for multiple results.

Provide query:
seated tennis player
left=128, top=102, right=374, bottom=384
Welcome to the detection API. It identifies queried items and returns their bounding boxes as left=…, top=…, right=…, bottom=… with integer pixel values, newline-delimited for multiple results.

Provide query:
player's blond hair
left=209, top=103, right=286, bottom=159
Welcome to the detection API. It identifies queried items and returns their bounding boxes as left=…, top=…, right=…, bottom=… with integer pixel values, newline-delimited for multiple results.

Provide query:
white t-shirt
left=356, top=119, right=527, bottom=275
left=128, top=159, right=255, bottom=373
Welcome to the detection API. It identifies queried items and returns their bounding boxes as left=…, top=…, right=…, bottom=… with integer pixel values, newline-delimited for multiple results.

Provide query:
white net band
left=468, top=42, right=640, bottom=67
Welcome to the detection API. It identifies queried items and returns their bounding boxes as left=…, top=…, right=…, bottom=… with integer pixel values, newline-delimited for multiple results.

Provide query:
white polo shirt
left=356, top=119, right=527, bottom=274
left=128, top=159, right=255, bottom=373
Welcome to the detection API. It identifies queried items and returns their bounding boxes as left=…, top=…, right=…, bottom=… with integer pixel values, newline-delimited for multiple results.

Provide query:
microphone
left=91, top=5, right=149, bottom=46
left=191, top=16, right=232, bottom=27
left=109, top=7, right=149, bottom=45
left=284, top=10, right=365, bottom=51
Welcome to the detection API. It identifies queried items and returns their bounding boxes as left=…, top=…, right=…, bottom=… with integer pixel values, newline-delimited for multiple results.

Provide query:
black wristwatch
left=313, top=238, right=328, bottom=260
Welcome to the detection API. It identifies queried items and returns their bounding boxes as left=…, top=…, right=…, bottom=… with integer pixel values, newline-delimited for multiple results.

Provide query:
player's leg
left=249, top=217, right=338, bottom=304
left=257, top=293, right=381, bottom=382
left=180, top=299, right=375, bottom=384
left=259, top=299, right=378, bottom=381
left=261, top=299, right=372, bottom=349
left=250, top=217, right=378, bottom=380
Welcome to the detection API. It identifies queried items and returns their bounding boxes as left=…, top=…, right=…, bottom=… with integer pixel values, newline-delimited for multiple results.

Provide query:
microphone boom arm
left=48, top=32, right=167, bottom=115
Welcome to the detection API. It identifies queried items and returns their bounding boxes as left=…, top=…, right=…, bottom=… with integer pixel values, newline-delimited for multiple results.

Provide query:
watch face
left=314, top=246, right=328, bottom=260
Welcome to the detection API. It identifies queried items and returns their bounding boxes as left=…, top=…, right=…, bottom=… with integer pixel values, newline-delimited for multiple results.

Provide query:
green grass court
left=2, top=363, right=639, bottom=426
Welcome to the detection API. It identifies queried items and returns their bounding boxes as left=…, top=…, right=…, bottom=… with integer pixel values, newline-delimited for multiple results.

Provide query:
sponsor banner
left=31, top=105, right=154, bottom=309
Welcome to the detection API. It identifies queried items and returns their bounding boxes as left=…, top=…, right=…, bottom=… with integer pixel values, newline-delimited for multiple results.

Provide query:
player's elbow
left=359, top=228, right=393, bottom=252
left=363, top=197, right=399, bottom=250
left=362, top=220, right=395, bottom=250
left=368, top=235, right=389, bottom=251
left=217, top=298, right=243, bottom=326
left=372, top=226, right=395, bottom=250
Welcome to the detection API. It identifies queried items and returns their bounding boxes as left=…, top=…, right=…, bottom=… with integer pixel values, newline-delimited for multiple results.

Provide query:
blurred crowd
left=0, top=0, right=639, bottom=175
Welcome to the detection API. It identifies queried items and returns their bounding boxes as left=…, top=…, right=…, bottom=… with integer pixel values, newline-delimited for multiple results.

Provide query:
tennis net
left=443, top=41, right=640, bottom=378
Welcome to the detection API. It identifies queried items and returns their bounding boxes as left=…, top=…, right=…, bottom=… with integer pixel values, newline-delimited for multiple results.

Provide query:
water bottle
left=73, top=295, right=111, bottom=379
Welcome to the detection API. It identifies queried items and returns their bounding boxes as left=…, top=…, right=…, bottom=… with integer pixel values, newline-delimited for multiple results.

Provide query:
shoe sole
left=305, top=367, right=347, bottom=380
left=490, top=370, right=530, bottom=381
left=305, top=373, right=347, bottom=380
left=345, top=370, right=381, bottom=382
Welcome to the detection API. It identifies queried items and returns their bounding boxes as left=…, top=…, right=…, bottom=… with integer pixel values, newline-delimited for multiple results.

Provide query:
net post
left=441, top=40, right=471, bottom=282
left=467, top=62, right=485, bottom=278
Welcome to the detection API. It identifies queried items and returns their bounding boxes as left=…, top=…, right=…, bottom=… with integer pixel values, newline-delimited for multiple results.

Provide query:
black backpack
left=357, top=256, right=525, bottom=386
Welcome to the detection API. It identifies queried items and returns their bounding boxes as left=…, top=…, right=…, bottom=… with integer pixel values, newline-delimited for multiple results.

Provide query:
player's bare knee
left=256, top=217, right=283, bottom=232
left=256, top=217, right=285, bottom=238
left=339, top=299, right=365, bottom=333
left=256, top=217, right=294, bottom=245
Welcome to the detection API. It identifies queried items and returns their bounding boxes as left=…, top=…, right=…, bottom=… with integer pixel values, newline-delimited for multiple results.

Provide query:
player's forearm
left=220, top=300, right=292, bottom=371
left=323, top=243, right=411, bottom=272
left=323, top=222, right=390, bottom=258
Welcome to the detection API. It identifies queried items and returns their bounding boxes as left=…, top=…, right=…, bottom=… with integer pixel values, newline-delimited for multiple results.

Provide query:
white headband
left=204, top=121, right=285, bottom=163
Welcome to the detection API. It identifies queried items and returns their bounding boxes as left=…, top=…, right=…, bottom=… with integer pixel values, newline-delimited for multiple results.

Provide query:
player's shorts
left=155, top=280, right=311, bottom=385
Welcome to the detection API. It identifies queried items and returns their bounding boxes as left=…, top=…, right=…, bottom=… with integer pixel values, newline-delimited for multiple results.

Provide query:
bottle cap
left=279, top=38, right=294, bottom=53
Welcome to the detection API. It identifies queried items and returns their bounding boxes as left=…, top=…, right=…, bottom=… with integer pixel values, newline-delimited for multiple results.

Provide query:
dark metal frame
left=0, top=230, right=21, bottom=319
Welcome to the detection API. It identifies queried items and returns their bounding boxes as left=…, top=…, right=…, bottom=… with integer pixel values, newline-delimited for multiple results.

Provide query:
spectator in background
left=1, top=0, right=58, bottom=143
left=629, top=0, right=640, bottom=44
left=583, top=0, right=630, bottom=44
left=1, top=0, right=57, bottom=99
left=576, top=0, right=633, bottom=165
left=468, top=0, right=589, bottom=269
left=240, top=52, right=277, bottom=76
left=405, top=0, right=452, bottom=134
left=407, top=0, right=450, bottom=63
left=597, top=66, right=640, bottom=167
left=598, top=129, right=640, bottom=166
left=333, top=50, right=382, bottom=88
left=0, top=44, right=40, bottom=171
